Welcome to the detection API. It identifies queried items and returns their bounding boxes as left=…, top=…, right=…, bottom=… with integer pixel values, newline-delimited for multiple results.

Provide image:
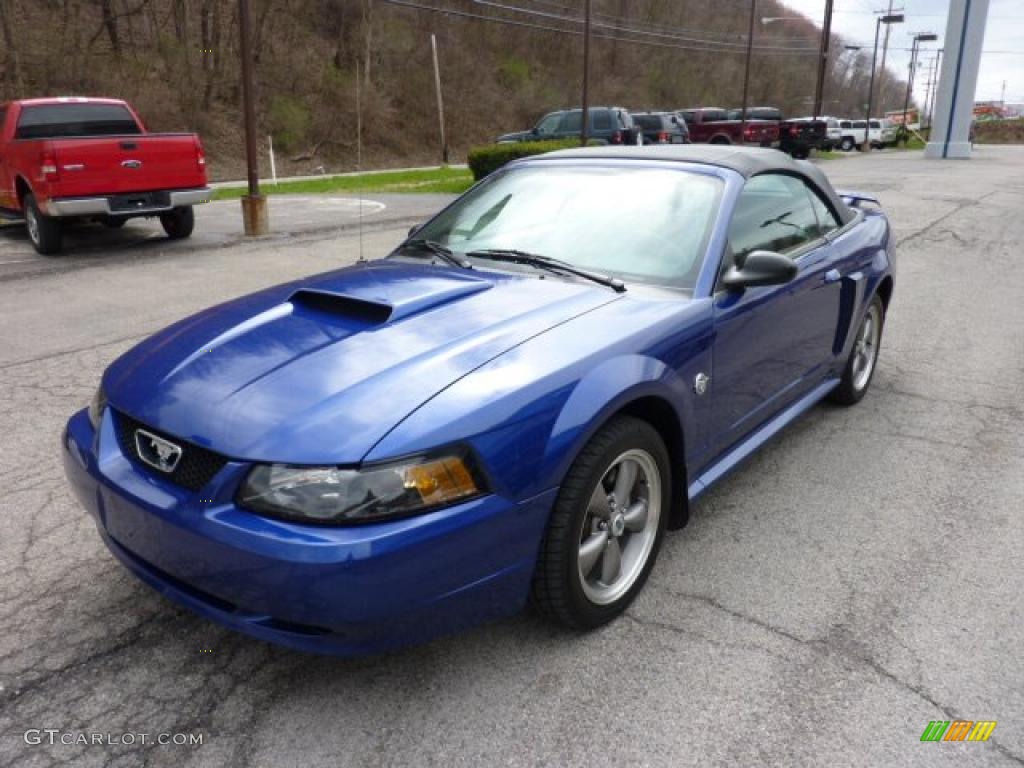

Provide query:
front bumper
left=45, top=187, right=212, bottom=217
left=63, top=408, right=555, bottom=655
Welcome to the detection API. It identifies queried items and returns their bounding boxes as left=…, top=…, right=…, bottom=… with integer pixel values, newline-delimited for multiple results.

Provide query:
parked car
left=677, top=107, right=779, bottom=146
left=727, top=106, right=783, bottom=122
left=630, top=111, right=690, bottom=144
left=837, top=118, right=898, bottom=150
left=0, top=97, right=209, bottom=254
left=496, top=107, right=637, bottom=145
left=778, top=118, right=828, bottom=158
left=63, top=145, right=894, bottom=655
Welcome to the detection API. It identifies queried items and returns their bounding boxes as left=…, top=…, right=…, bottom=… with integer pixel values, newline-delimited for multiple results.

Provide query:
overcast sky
left=778, top=0, right=1024, bottom=105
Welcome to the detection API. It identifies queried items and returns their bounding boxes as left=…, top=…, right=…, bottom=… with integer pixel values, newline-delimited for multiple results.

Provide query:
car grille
left=113, top=410, right=229, bottom=492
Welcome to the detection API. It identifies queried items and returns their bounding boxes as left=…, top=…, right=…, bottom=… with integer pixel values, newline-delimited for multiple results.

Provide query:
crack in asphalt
left=641, top=584, right=1024, bottom=767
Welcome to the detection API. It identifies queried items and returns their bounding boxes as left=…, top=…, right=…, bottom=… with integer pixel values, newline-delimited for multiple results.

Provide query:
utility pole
left=876, top=1, right=899, bottom=106
left=238, top=0, right=267, bottom=235
left=812, top=0, right=834, bottom=120
left=739, top=0, right=756, bottom=139
left=922, top=57, right=936, bottom=129
left=901, top=32, right=938, bottom=138
left=928, top=49, right=943, bottom=128
left=580, top=0, right=592, bottom=145
left=430, top=34, right=448, bottom=164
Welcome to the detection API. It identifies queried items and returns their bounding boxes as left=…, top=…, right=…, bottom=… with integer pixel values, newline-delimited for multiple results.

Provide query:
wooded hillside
left=0, top=0, right=912, bottom=179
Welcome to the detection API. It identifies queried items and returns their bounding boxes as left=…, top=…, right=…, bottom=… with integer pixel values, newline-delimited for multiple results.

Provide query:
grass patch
left=213, top=166, right=474, bottom=200
left=813, top=150, right=842, bottom=160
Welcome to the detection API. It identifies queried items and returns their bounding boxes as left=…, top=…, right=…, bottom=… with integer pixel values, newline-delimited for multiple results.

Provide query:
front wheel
left=24, top=193, right=63, bottom=255
left=531, top=416, right=671, bottom=629
left=830, top=295, right=885, bottom=405
left=160, top=206, right=195, bottom=239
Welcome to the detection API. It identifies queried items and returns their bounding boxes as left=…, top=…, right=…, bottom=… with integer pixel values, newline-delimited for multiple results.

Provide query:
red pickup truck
left=676, top=107, right=779, bottom=147
left=0, top=97, right=209, bottom=254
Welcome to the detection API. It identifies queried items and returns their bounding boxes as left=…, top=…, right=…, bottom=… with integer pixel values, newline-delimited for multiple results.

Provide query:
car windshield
left=408, top=165, right=722, bottom=290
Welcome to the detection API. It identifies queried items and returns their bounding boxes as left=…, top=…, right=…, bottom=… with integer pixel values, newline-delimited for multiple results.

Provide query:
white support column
left=925, top=0, right=990, bottom=159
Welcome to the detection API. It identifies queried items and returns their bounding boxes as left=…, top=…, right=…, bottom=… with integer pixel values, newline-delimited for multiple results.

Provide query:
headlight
left=87, top=386, right=107, bottom=430
left=236, top=448, right=488, bottom=525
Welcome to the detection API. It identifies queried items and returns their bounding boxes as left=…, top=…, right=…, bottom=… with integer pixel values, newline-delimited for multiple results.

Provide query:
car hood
left=104, top=260, right=619, bottom=464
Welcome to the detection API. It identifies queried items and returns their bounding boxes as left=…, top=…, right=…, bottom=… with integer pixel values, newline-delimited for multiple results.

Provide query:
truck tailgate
left=50, top=135, right=205, bottom=197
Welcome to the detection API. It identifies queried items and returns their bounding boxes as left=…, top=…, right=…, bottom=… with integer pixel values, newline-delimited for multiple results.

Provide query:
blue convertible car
left=63, top=146, right=893, bottom=654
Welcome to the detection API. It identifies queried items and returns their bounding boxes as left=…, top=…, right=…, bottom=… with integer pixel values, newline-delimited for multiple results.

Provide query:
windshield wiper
left=398, top=238, right=472, bottom=269
left=467, top=249, right=626, bottom=293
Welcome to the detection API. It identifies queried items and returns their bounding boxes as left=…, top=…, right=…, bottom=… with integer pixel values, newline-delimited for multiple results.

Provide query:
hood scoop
left=289, top=276, right=493, bottom=325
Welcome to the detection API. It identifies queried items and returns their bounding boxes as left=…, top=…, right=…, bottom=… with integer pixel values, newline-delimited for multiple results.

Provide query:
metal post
left=580, top=0, right=592, bottom=146
left=430, top=34, right=449, bottom=164
left=268, top=135, right=277, bottom=186
left=238, top=0, right=267, bottom=234
left=812, top=0, right=834, bottom=119
left=355, top=60, right=362, bottom=169
left=863, top=18, right=883, bottom=152
left=739, top=0, right=756, bottom=139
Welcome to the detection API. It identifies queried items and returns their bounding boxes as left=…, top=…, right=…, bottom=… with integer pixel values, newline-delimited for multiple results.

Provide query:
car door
left=708, top=173, right=844, bottom=457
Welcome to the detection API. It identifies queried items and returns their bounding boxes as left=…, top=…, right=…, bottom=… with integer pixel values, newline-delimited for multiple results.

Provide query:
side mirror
left=408, top=224, right=419, bottom=237
left=721, top=250, right=797, bottom=290
left=530, top=127, right=540, bottom=136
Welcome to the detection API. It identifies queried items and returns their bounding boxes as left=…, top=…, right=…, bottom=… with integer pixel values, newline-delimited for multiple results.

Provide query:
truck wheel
left=710, top=136, right=731, bottom=145
left=24, top=194, right=63, bottom=255
left=160, top=206, right=195, bottom=240
left=840, top=137, right=855, bottom=151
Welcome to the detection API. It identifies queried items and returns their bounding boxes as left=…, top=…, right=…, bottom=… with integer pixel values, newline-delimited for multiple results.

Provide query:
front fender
left=543, top=355, right=691, bottom=488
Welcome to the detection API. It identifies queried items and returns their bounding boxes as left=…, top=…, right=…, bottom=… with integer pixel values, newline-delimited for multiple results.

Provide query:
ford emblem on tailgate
left=135, top=429, right=182, bottom=473
left=121, top=159, right=143, bottom=169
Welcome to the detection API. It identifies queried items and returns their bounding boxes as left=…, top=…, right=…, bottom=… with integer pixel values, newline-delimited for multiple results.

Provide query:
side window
left=805, top=184, right=841, bottom=237
left=535, top=113, right=561, bottom=136
left=680, top=110, right=695, bottom=124
left=853, top=120, right=866, bottom=129
left=592, top=110, right=612, bottom=131
left=559, top=111, right=582, bottom=133
left=726, top=174, right=822, bottom=266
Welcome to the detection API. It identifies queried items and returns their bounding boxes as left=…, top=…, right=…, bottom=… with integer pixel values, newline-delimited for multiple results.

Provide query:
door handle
left=824, top=269, right=842, bottom=284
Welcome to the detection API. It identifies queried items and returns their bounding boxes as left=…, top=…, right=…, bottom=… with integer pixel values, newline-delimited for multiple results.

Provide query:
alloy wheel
left=852, top=302, right=881, bottom=391
left=577, top=449, right=662, bottom=605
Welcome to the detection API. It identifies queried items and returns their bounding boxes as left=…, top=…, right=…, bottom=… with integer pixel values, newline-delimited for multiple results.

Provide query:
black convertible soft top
left=530, top=145, right=856, bottom=225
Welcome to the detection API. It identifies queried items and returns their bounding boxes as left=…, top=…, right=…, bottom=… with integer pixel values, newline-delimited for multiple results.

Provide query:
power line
left=380, top=0, right=822, bottom=55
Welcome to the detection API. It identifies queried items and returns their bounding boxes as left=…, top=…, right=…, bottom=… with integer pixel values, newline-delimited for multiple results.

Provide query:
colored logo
left=921, top=720, right=997, bottom=742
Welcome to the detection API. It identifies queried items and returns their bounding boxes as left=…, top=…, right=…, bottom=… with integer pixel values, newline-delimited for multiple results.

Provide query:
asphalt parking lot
left=1, top=147, right=1023, bottom=767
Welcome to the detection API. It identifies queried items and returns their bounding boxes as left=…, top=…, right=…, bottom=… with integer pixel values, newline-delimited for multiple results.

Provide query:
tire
left=531, top=416, right=671, bottom=629
left=160, top=206, right=195, bottom=239
left=829, top=295, right=885, bottom=405
left=840, top=137, right=855, bottom=151
left=23, top=193, right=63, bottom=255
left=709, top=135, right=731, bottom=145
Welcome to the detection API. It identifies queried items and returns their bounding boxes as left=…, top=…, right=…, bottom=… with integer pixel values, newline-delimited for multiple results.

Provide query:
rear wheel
left=830, top=295, right=885, bottom=405
left=840, top=137, right=855, bottom=151
left=532, top=416, right=670, bottom=629
left=24, top=193, right=63, bottom=255
left=160, top=206, right=195, bottom=240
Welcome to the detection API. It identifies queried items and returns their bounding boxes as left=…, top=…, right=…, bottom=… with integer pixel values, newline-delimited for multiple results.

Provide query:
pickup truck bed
left=0, top=97, right=210, bottom=254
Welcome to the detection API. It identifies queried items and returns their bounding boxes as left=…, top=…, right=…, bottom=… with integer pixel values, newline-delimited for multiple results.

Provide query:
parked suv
left=630, top=111, right=690, bottom=144
left=496, top=107, right=637, bottom=145
left=837, top=118, right=898, bottom=150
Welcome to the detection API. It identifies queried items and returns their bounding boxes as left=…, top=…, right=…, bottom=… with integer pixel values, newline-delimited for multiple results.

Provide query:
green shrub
left=467, top=139, right=583, bottom=181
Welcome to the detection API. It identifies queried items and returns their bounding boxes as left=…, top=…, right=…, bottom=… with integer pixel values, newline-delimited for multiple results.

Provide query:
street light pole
left=238, top=0, right=267, bottom=235
left=580, top=0, right=591, bottom=146
left=900, top=32, right=938, bottom=140
left=864, top=13, right=904, bottom=152
left=739, top=0, right=756, bottom=139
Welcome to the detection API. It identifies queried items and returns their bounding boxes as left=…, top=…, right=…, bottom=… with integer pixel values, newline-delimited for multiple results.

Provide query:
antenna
left=356, top=59, right=365, bottom=263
